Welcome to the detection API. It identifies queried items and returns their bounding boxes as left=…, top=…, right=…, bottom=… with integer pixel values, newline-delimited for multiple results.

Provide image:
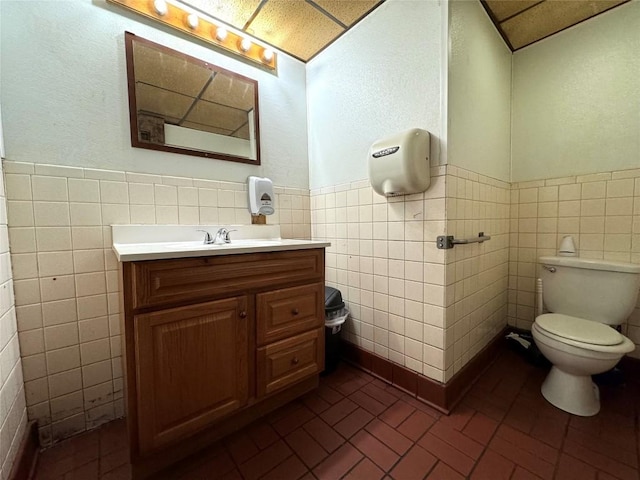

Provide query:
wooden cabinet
left=257, top=327, right=324, bottom=396
left=134, top=297, right=249, bottom=454
left=121, top=248, right=325, bottom=478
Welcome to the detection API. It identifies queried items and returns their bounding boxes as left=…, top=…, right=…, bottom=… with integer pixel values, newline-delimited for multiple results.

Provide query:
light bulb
left=215, top=26, right=228, bottom=41
left=187, top=13, right=199, bottom=29
left=153, top=0, right=167, bottom=16
left=239, top=37, right=252, bottom=52
left=262, top=48, right=274, bottom=62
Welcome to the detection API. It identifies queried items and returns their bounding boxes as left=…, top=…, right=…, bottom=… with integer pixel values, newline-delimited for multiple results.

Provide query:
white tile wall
left=311, top=165, right=510, bottom=384
left=0, top=160, right=28, bottom=479
left=444, top=166, right=510, bottom=381
left=4, top=160, right=311, bottom=446
left=508, top=168, right=640, bottom=358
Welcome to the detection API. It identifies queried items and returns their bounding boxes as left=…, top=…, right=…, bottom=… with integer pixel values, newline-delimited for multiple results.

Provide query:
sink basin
left=111, top=224, right=331, bottom=262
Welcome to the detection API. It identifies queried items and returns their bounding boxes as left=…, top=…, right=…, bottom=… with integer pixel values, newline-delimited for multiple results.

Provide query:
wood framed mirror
left=124, top=32, right=260, bottom=164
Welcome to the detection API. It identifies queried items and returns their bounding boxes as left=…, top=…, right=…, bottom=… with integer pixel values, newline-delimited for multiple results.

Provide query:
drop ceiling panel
left=134, top=43, right=211, bottom=97
left=184, top=101, right=249, bottom=134
left=135, top=84, right=193, bottom=121
left=247, top=0, right=345, bottom=61
left=483, top=0, right=541, bottom=22
left=182, top=0, right=261, bottom=30
left=312, top=0, right=382, bottom=26
left=201, top=74, right=255, bottom=111
left=501, top=0, right=628, bottom=50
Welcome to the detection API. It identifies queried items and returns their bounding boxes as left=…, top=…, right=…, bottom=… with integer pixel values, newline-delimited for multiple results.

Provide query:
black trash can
left=323, top=286, right=348, bottom=374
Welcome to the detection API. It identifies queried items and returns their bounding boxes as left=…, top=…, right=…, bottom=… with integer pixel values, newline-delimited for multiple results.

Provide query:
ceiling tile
left=311, top=0, right=382, bottom=26
left=185, top=100, right=249, bottom=133
left=135, top=84, right=193, bottom=121
left=248, top=0, right=345, bottom=61
left=201, top=73, right=256, bottom=111
left=502, top=0, right=628, bottom=50
left=182, top=0, right=262, bottom=30
left=133, top=43, right=211, bottom=98
left=484, top=0, right=541, bottom=22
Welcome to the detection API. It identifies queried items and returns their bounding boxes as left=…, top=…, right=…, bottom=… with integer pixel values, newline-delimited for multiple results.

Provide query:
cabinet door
left=135, top=297, right=249, bottom=454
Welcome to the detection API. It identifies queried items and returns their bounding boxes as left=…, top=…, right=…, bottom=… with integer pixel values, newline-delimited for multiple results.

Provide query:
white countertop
left=111, top=225, right=330, bottom=262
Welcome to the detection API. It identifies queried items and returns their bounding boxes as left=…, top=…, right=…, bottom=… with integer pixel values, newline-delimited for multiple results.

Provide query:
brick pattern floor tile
left=32, top=351, right=640, bottom=479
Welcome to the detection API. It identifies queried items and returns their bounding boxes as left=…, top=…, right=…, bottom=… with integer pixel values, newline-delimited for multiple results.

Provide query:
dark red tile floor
left=34, top=349, right=640, bottom=479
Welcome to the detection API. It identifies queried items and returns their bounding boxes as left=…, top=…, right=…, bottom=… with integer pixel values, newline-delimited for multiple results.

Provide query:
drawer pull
left=291, top=357, right=299, bottom=365
left=291, top=308, right=299, bottom=315
left=239, top=311, right=247, bottom=319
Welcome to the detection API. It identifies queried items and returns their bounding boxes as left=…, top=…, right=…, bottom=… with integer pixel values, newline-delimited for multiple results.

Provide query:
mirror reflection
left=125, top=32, right=260, bottom=164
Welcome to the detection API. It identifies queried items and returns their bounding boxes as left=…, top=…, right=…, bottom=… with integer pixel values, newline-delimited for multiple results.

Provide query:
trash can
left=323, top=286, right=348, bottom=374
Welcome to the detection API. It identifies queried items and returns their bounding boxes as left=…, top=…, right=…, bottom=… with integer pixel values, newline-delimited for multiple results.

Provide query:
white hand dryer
left=368, top=128, right=430, bottom=197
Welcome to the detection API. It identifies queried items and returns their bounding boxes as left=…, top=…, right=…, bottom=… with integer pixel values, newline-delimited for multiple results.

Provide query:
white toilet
left=531, top=255, right=640, bottom=416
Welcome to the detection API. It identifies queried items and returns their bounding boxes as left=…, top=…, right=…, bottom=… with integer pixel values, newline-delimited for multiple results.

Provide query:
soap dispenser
left=247, top=176, right=275, bottom=216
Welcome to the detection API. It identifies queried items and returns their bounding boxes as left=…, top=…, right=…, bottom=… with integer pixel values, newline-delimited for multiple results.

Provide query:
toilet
left=531, top=255, right=640, bottom=416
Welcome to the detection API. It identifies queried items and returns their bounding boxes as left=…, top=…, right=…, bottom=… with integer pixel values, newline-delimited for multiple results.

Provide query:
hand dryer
left=368, top=128, right=430, bottom=197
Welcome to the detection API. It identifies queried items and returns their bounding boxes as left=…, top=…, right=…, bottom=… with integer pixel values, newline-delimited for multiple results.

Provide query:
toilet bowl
left=532, top=256, right=640, bottom=416
left=532, top=314, right=634, bottom=416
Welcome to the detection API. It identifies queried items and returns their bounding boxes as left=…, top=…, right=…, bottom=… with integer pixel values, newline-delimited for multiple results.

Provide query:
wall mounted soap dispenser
left=368, top=128, right=430, bottom=197
left=248, top=176, right=275, bottom=216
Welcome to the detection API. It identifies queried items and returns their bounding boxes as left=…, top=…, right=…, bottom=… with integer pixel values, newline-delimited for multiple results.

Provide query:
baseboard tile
left=342, top=328, right=508, bottom=414
left=9, top=421, right=39, bottom=480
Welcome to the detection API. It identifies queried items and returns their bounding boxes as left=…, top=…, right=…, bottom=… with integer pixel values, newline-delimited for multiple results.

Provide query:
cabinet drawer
left=129, top=249, right=324, bottom=310
left=257, top=328, right=324, bottom=397
left=257, top=283, right=323, bottom=345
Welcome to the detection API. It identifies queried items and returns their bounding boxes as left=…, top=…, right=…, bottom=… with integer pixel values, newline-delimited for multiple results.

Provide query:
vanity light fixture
left=108, top=0, right=277, bottom=70
left=186, top=13, right=199, bottom=29
left=153, top=0, right=168, bottom=16
left=215, top=26, right=228, bottom=41
left=239, top=37, right=252, bottom=52
left=262, top=48, right=274, bottom=63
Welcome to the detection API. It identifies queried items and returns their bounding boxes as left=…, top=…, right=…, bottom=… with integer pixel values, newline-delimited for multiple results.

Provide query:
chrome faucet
left=213, top=227, right=235, bottom=245
left=196, top=229, right=214, bottom=244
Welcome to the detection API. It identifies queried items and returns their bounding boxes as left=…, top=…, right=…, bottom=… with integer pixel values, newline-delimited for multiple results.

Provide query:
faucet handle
left=224, top=229, right=237, bottom=243
left=196, top=229, right=213, bottom=244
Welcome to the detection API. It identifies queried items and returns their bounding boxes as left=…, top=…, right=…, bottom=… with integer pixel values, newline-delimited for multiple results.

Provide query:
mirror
left=124, top=32, right=260, bottom=164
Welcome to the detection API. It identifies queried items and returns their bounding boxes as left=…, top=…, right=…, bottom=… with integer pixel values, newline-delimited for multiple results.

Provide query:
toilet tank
left=540, top=256, right=640, bottom=325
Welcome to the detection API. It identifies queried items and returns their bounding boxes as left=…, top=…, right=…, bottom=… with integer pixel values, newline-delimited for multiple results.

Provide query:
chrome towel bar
left=436, top=232, right=491, bottom=249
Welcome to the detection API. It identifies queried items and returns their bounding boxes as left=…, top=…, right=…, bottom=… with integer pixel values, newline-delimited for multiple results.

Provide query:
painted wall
left=0, top=0, right=309, bottom=188
left=306, top=0, right=445, bottom=190
left=511, top=1, right=640, bottom=183
left=447, top=0, right=511, bottom=183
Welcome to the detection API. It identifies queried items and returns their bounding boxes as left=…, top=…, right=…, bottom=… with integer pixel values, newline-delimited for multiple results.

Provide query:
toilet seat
left=536, top=313, right=623, bottom=346
left=533, top=314, right=634, bottom=354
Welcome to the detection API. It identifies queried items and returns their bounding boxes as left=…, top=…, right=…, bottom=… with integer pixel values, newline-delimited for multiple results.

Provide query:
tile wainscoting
left=0, top=158, right=28, bottom=478
left=311, top=165, right=510, bottom=384
left=3, top=160, right=311, bottom=446
left=508, top=169, right=640, bottom=358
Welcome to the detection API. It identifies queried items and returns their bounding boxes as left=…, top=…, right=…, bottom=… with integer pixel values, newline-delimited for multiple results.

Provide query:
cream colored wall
left=511, top=1, right=640, bottom=183
left=306, top=0, right=444, bottom=189
left=311, top=168, right=449, bottom=381
left=0, top=0, right=310, bottom=188
left=444, top=166, right=510, bottom=377
left=5, top=160, right=310, bottom=445
left=0, top=157, right=27, bottom=477
left=448, top=0, right=512, bottom=183
left=507, top=167, right=640, bottom=357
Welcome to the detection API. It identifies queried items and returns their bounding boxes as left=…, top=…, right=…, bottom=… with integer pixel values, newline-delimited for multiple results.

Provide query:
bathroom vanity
left=112, top=226, right=329, bottom=478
